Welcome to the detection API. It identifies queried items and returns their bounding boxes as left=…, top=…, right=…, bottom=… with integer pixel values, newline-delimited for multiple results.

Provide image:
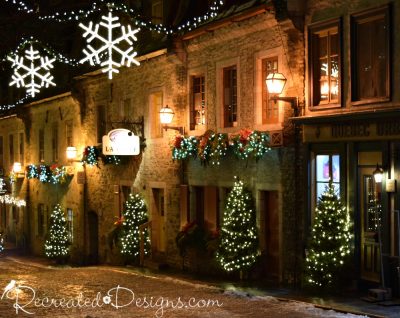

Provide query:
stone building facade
left=298, top=0, right=400, bottom=293
left=0, top=0, right=305, bottom=285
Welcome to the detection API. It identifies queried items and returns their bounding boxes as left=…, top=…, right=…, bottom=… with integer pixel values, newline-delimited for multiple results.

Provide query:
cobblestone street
left=0, top=256, right=368, bottom=318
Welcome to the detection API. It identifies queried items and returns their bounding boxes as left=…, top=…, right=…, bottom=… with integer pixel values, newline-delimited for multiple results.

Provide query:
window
left=52, top=125, right=58, bottom=162
left=65, top=120, right=73, bottom=147
left=262, top=57, right=279, bottom=123
left=152, top=0, right=163, bottom=24
left=39, top=129, right=44, bottom=162
left=9, top=134, right=14, bottom=166
left=19, top=133, right=24, bottom=165
left=315, top=154, right=340, bottom=201
left=149, top=91, right=163, bottom=138
left=309, top=20, right=340, bottom=106
left=223, top=66, right=237, bottom=127
left=190, top=75, right=206, bottom=130
left=66, top=208, right=73, bottom=242
left=97, top=105, right=106, bottom=144
left=37, top=204, right=45, bottom=237
left=0, top=136, right=4, bottom=168
left=351, top=6, right=390, bottom=103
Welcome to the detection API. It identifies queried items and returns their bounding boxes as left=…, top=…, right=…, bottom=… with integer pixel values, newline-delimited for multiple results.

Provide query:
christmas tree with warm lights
left=120, top=193, right=150, bottom=261
left=217, top=178, right=259, bottom=273
left=306, top=181, right=352, bottom=288
left=44, top=204, right=70, bottom=261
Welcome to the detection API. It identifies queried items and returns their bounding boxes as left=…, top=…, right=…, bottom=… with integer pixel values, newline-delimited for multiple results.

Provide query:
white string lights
left=0, top=194, right=26, bottom=207
left=4, top=0, right=34, bottom=13
left=3, top=0, right=225, bottom=34
left=0, top=0, right=226, bottom=108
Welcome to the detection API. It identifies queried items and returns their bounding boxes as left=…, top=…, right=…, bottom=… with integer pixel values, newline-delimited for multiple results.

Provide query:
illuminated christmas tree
left=306, top=181, right=352, bottom=287
left=217, top=178, right=259, bottom=273
left=120, top=193, right=150, bottom=260
left=44, top=204, right=70, bottom=261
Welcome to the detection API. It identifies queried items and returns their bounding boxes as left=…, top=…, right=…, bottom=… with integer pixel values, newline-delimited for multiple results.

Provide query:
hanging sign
left=102, top=128, right=140, bottom=156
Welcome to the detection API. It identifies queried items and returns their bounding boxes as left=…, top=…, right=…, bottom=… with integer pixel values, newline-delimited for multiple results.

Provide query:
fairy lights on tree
left=120, top=193, right=150, bottom=260
left=217, top=178, right=259, bottom=273
left=305, top=181, right=352, bottom=287
left=44, top=204, right=70, bottom=261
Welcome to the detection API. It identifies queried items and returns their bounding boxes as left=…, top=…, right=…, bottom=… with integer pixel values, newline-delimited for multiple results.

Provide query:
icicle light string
left=3, top=0, right=225, bottom=34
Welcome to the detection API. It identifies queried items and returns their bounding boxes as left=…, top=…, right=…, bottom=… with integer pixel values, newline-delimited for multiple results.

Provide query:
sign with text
left=303, top=120, right=400, bottom=143
left=102, top=129, right=140, bottom=156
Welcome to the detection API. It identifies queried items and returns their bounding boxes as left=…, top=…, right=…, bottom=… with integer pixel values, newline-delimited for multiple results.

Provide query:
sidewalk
left=3, top=251, right=399, bottom=318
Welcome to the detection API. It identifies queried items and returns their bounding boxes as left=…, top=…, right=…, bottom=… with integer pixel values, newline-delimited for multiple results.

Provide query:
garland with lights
left=171, top=130, right=270, bottom=164
left=119, top=193, right=150, bottom=261
left=81, top=146, right=100, bottom=166
left=172, top=135, right=198, bottom=160
left=216, top=178, right=259, bottom=273
left=0, top=195, right=26, bottom=207
left=305, top=181, right=352, bottom=288
left=231, top=129, right=270, bottom=161
left=5, top=0, right=225, bottom=34
left=44, top=203, right=70, bottom=261
left=26, top=164, right=68, bottom=184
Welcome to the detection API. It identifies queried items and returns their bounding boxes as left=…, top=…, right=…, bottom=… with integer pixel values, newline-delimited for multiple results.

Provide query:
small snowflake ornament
left=79, top=11, right=140, bottom=79
left=8, top=44, right=55, bottom=97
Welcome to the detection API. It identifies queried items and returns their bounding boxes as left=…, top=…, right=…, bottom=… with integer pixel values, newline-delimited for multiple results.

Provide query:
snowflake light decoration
left=79, top=11, right=140, bottom=79
left=8, top=44, right=55, bottom=97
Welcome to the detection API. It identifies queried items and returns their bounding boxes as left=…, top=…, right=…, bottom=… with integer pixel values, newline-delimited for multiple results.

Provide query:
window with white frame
left=222, top=66, right=237, bottom=128
left=190, top=75, right=206, bottom=130
left=262, top=57, right=279, bottom=124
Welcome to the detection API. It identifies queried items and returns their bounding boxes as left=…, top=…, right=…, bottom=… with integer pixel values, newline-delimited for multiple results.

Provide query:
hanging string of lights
left=0, top=36, right=81, bottom=66
left=2, top=0, right=225, bottom=34
left=4, top=0, right=34, bottom=13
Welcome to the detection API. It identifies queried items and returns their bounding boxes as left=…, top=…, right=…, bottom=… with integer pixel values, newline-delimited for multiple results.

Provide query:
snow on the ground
left=223, top=289, right=368, bottom=318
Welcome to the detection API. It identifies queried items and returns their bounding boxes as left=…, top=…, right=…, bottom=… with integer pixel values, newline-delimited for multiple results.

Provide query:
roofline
left=24, top=92, right=72, bottom=108
left=181, top=3, right=272, bottom=41
left=73, top=48, right=168, bottom=80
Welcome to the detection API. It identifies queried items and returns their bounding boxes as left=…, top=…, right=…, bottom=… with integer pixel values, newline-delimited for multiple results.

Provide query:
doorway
left=151, top=188, right=166, bottom=254
left=259, top=190, right=280, bottom=282
left=358, top=150, right=383, bottom=282
left=88, top=211, right=99, bottom=264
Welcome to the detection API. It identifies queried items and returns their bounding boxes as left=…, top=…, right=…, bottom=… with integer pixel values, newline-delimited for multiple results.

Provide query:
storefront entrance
left=357, top=151, right=383, bottom=283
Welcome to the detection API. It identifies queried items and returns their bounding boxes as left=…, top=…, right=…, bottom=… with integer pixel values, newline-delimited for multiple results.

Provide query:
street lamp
left=66, top=146, right=78, bottom=161
left=373, top=164, right=384, bottom=183
left=12, top=162, right=22, bottom=173
left=159, top=105, right=184, bottom=134
left=265, top=72, right=299, bottom=116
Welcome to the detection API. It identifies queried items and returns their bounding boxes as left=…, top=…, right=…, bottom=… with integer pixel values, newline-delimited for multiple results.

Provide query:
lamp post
left=159, top=105, right=185, bottom=134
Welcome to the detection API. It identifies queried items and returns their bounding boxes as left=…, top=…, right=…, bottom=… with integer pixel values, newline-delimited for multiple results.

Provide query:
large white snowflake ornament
left=79, top=12, right=140, bottom=79
left=8, top=45, right=55, bottom=97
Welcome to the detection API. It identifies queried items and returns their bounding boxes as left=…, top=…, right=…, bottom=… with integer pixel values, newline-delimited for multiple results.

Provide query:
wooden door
left=260, top=190, right=280, bottom=281
left=88, top=211, right=99, bottom=265
left=359, top=167, right=380, bottom=282
left=151, top=188, right=166, bottom=253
